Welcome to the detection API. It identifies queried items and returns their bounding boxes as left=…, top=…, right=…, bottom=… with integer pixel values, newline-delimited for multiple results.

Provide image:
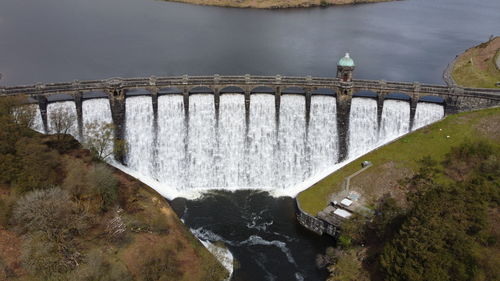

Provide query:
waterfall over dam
left=412, top=103, right=445, bottom=131
left=37, top=95, right=444, bottom=199
left=82, top=98, right=113, bottom=140
left=348, top=98, right=378, bottom=159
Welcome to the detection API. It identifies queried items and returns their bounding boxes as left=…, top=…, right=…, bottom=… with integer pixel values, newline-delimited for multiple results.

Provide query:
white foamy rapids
left=348, top=97, right=378, bottom=159
left=190, top=227, right=235, bottom=246
left=246, top=94, right=277, bottom=188
left=412, top=102, right=444, bottom=131
left=216, top=94, right=246, bottom=187
left=308, top=95, right=338, bottom=178
left=190, top=227, right=234, bottom=280
left=240, top=235, right=296, bottom=265
left=245, top=213, right=274, bottom=231
left=46, top=101, right=78, bottom=138
left=199, top=240, right=234, bottom=281
left=378, top=99, right=410, bottom=144
left=277, top=95, right=308, bottom=188
left=124, top=96, right=154, bottom=177
left=187, top=95, right=217, bottom=188
left=156, top=95, right=187, bottom=187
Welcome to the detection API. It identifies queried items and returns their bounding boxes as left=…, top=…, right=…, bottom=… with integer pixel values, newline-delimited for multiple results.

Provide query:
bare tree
left=83, top=121, right=127, bottom=161
left=83, top=121, right=115, bottom=160
left=49, top=107, right=76, bottom=140
left=12, top=104, right=37, bottom=129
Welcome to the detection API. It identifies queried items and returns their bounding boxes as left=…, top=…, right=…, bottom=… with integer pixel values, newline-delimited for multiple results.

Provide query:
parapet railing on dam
left=1, top=75, right=500, bottom=162
left=2, top=75, right=500, bottom=96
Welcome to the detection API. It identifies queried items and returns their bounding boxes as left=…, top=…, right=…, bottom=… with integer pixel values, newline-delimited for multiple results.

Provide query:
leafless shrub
left=49, top=106, right=76, bottom=139
left=11, top=187, right=89, bottom=241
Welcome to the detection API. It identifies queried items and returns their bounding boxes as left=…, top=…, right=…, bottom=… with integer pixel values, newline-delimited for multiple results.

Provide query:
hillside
left=0, top=97, right=228, bottom=281
left=298, top=107, right=500, bottom=281
left=163, top=0, right=395, bottom=9
left=298, top=107, right=500, bottom=215
left=449, top=37, right=500, bottom=88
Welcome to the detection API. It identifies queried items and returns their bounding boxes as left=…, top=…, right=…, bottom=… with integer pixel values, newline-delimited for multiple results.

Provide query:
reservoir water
left=0, top=0, right=499, bottom=85
left=4, top=0, right=498, bottom=279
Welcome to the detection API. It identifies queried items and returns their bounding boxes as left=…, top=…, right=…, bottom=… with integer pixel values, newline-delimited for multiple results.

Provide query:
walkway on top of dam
left=2, top=75, right=500, bottom=97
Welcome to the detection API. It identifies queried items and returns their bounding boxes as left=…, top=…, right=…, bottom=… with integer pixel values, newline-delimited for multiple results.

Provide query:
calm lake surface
left=2, top=0, right=499, bottom=280
left=0, top=0, right=499, bottom=86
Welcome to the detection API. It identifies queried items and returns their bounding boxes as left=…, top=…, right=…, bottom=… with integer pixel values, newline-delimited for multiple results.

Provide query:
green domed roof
left=338, top=53, right=355, bottom=67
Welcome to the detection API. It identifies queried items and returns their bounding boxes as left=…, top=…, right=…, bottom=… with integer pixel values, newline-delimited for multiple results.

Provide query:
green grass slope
left=297, top=107, right=500, bottom=216
left=451, top=37, right=500, bottom=88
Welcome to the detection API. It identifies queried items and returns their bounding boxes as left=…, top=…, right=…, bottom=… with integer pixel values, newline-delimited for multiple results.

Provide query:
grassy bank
left=451, top=37, right=500, bottom=88
left=163, top=0, right=395, bottom=9
left=297, top=107, right=500, bottom=216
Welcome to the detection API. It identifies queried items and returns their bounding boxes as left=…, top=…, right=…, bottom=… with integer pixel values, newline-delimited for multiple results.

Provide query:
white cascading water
left=41, top=94, right=446, bottom=199
left=46, top=101, right=78, bottom=138
left=378, top=100, right=410, bottom=144
left=82, top=98, right=113, bottom=157
left=156, top=95, right=187, bottom=188
left=246, top=94, right=277, bottom=188
left=187, top=95, right=217, bottom=188
left=277, top=95, right=307, bottom=188
left=308, top=96, right=338, bottom=177
left=348, top=98, right=378, bottom=159
left=124, top=96, right=155, bottom=178
left=82, top=98, right=113, bottom=136
left=216, top=94, right=246, bottom=187
left=412, top=103, right=444, bottom=131
left=31, top=106, right=44, bottom=133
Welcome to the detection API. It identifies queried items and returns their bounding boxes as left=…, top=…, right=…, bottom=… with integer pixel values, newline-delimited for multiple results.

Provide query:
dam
left=25, top=92, right=445, bottom=197
left=3, top=58, right=500, bottom=198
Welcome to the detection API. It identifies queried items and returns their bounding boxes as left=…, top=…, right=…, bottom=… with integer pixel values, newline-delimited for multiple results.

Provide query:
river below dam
left=171, top=190, right=336, bottom=281
left=3, top=0, right=499, bottom=280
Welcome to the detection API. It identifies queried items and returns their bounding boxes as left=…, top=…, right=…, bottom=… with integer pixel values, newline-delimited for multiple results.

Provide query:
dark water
left=0, top=0, right=499, bottom=86
left=170, top=190, right=335, bottom=281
